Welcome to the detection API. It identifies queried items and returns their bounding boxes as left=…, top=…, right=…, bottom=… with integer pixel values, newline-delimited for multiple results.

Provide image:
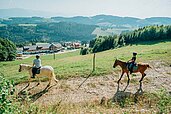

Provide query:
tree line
left=118, top=25, right=171, bottom=46
left=80, top=25, right=171, bottom=55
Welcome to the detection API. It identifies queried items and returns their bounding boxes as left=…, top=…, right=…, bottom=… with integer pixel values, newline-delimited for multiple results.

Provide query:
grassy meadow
left=92, top=27, right=135, bottom=36
left=0, top=41, right=171, bottom=114
left=0, top=41, right=171, bottom=84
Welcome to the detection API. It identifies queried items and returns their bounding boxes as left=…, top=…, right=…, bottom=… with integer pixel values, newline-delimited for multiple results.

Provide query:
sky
left=0, top=0, right=171, bottom=18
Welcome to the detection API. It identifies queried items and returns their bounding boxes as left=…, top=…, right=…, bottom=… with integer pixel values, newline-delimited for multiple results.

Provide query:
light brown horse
left=113, top=59, right=151, bottom=85
left=19, top=64, right=58, bottom=87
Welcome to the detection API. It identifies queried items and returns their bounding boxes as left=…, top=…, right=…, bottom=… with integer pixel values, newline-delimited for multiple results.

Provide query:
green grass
left=92, top=27, right=136, bottom=36
left=0, top=41, right=171, bottom=84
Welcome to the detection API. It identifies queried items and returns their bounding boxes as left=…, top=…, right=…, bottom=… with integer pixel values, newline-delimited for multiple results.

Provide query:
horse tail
left=52, top=72, right=58, bottom=83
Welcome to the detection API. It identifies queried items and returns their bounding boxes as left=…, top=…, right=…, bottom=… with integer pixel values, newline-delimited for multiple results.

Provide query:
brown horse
left=113, top=59, right=151, bottom=85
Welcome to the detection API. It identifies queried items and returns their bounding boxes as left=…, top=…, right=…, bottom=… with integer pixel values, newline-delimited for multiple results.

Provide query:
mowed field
left=0, top=41, right=171, bottom=84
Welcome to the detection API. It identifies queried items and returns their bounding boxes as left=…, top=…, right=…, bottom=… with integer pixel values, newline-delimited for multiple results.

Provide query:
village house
left=63, top=42, right=81, bottom=49
left=22, top=43, right=63, bottom=54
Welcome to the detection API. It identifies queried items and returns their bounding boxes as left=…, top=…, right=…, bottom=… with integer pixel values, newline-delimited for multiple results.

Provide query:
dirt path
left=16, top=60, right=171, bottom=106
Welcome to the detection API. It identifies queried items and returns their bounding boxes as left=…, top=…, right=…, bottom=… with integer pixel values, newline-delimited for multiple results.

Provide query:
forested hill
left=1, top=15, right=171, bottom=28
left=0, top=14, right=171, bottom=45
left=0, top=22, right=97, bottom=43
left=51, top=15, right=171, bottom=27
left=88, top=25, right=171, bottom=53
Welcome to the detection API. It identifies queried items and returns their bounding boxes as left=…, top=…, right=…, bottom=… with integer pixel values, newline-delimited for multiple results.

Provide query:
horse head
left=113, top=59, right=118, bottom=68
left=18, top=64, right=31, bottom=72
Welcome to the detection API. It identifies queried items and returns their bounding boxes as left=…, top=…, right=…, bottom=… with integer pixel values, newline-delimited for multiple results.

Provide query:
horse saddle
left=36, top=68, right=40, bottom=74
left=32, top=67, right=41, bottom=74
left=127, top=63, right=138, bottom=71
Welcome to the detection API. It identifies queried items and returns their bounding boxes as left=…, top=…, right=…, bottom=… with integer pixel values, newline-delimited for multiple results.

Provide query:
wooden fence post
left=54, top=53, right=55, bottom=60
left=93, top=53, right=96, bottom=71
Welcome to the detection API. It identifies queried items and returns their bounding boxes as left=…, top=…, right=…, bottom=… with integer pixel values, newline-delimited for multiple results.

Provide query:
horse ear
left=114, top=57, right=117, bottom=60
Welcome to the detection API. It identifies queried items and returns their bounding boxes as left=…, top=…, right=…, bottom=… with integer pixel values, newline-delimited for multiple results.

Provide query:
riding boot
left=130, top=65, right=134, bottom=74
left=31, top=68, right=36, bottom=78
left=130, top=70, right=133, bottom=74
left=31, top=75, right=35, bottom=78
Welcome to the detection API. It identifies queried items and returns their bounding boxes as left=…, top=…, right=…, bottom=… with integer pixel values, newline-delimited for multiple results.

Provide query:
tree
left=0, top=38, right=16, bottom=61
left=80, top=47, right=89, bottom=55
left=89, top=25, right=171, bottom=53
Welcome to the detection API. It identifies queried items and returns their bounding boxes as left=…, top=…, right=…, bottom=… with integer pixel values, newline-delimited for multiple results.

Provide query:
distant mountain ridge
left=51, top=15, right=171, bottom=28
left=0, top=8, right=171, bottom=42
left=0, top=8, right=171, bottom=28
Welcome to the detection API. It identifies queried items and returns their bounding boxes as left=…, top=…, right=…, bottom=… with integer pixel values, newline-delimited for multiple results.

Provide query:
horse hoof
left=55, top=80, right=58, bottom=84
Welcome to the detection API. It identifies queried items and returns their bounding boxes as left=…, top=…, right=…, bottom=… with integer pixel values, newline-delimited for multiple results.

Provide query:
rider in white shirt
left=32, top=55, right=42, bottom=78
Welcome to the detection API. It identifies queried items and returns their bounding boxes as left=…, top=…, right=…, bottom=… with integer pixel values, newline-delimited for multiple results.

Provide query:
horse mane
left=117, top=59, right=126, bottom=63
left=20, top=64, right=32, bottom=68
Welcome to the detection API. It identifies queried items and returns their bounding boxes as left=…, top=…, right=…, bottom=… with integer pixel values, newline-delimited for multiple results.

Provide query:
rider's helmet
left=133, top=52, right=137, bottom=56
left=36, top=54, right=40, bottom=58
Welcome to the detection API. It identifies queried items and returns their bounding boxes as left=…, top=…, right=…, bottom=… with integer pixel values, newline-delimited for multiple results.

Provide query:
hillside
left=1, top=41, right=170, bottom=83
left=1, top=12, right=171, bottom=43
left=0, top=41, right=171, bottom=113
left=0, top=22, right=97, bottom=43
left=0, top=10, right=171, bottom=28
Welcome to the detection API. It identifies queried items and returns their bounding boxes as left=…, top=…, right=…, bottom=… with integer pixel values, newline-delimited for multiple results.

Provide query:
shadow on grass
left=17, top=83, right=56, bottom=103
left=112, top=82, right=143, bottom=107
left=78, top=71, right=94, bottom=89
left=30, top=84, right=56, bottom=102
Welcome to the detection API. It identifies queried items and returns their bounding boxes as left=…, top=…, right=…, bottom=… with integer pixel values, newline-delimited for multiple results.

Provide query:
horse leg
left=127, top=72, right=130, bottom=84
left=27, top=71, right=33, bottom=86
left=139, top=73, right=146, bottom=82
left=36, top=76, right=41, bottom=86
left=117, top=72, right=124, bottom=84
left=27, top=77, right=31, bottom=86
left=123, top=72, right=130, bottom=91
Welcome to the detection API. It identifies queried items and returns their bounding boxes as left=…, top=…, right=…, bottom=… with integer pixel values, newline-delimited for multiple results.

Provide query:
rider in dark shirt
left=129, top=52, right=137, bottom=74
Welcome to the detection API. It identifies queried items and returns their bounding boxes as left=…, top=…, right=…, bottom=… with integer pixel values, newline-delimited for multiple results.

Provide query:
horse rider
left=128, top=52, right=137, bottom=74
left=31, top=54, right=42, bottom=78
